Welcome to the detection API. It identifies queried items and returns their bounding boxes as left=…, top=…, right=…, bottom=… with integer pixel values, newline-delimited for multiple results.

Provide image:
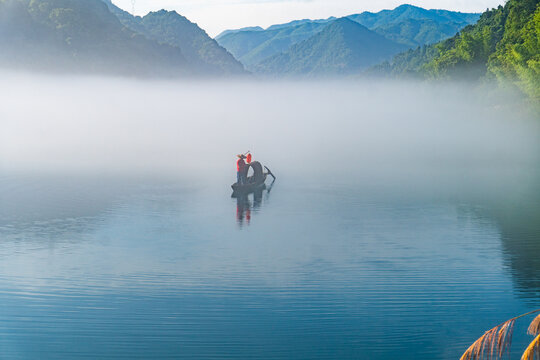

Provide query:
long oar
left=264, top=166, right=276, bottom=180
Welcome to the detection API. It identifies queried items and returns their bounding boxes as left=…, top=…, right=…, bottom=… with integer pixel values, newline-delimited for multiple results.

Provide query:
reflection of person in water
left=233, top=171, right=275, bottom=227
left=236, top=195, right=251, bottom=226
left=235, top=188, right=268, bottom=227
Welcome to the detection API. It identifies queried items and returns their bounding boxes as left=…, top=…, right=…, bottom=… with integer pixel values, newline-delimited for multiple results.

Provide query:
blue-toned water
left=0, top=77, right=539, bottom=359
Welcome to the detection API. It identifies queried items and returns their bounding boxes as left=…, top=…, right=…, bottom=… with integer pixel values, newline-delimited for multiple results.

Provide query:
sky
left=111, top=0, right=506, bottom=37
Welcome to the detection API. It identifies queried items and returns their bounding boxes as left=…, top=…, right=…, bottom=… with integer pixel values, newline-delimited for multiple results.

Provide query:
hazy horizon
left=2, top=72, right=536, bottom=183
left=110, top=0, right=506, bottom=37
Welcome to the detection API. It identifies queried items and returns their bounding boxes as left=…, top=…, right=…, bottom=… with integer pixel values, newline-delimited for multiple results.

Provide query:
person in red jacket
left=237, top=154, right=247, bottom=185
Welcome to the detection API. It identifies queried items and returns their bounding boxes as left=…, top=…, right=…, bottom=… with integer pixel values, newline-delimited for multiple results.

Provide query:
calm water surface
left=1, top=173, right=539, bottom=359
left=1, top=79, right=539, bottom=359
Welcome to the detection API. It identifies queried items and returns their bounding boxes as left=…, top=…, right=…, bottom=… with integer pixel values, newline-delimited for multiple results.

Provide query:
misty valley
left=1, top=0, right=540, bottom=359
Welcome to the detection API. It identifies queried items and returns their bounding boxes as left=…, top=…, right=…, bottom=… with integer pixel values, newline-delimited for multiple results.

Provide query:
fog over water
left=2, top=74, right=539, bottom=215
left=1, top=73, right=540, bottom=359
left=2, top=74, right=538, bottom=181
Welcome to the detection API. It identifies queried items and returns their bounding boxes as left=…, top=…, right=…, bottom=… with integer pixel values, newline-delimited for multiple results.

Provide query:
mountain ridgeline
left=254, top=18, right=408, bottom=76
left=0, top=0, right=184, bottom=75
left=103, top=1, right=244, bottom=75
left=216, top=21, right=332, bottom=69
left=0, top=0, right=244, bottom=76
left=376, top=0, right=540, bottom=101
left=216, top=5, right=480, bottom=73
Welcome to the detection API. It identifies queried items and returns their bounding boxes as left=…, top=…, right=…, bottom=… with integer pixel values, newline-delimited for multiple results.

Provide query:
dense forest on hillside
left=0, top=0, right=244, bottom=76
left=0, top=0, right=188, bottom=75
left=376, top=0, right=540, bottom=102
left=103, top=1, right=244, bottom=74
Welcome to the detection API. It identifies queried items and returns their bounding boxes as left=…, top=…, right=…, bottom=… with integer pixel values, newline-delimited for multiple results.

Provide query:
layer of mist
left=1, top=73, right=538, bottom=194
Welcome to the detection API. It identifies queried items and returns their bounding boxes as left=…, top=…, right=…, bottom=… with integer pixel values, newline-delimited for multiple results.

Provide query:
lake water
left=1, top=77, right=539, bottom=359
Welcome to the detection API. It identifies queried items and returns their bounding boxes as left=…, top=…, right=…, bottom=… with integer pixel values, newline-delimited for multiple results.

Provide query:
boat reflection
left=233, top=180, right=274, bottom=227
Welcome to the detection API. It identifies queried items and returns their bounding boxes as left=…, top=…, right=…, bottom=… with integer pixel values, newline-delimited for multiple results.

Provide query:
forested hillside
left=0, top=0, right=192, bottom=75
left=104, top=2, right=244, bottom=74
left=0, top=0, right=244, bottom=76
left=377, top=0, right=540, bottom=101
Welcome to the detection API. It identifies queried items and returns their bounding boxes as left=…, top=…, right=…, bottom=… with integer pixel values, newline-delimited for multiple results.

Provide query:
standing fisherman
left=236, top=154, right=247, bottom=185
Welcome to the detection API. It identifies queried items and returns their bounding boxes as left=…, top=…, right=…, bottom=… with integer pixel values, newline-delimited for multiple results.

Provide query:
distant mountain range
left=216, top=21, right=333, bottom=69
left=0, top=1, right=484, bottom=79
left=216, top=4, right=480, bottom=74
left=1, top=0, right=532, bottom=101
left=254, top=18, right=408, bottom=76
left=0, top=0, right=245, bottom=76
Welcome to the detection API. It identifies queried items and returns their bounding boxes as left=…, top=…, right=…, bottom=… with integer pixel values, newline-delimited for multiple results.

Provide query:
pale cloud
left=112, top=0, right=505, bottom=37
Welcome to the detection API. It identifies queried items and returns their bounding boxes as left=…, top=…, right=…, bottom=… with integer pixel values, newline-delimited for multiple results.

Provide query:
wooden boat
left=231, top=161, right=275, bottom=197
